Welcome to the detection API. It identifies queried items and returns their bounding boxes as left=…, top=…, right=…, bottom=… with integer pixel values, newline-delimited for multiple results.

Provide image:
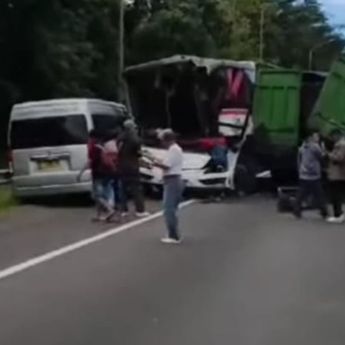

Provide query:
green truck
left=248, top=64, right=331, bottom=185
left=309, top=57, right=345, bottom=135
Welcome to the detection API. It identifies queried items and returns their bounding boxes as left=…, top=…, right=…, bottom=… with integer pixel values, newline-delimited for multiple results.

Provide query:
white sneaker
left=327, top=214, right=345, bottom=224
left=161, top=238, right=182, bottom=245
left=136, top=212, right=150, bottom=218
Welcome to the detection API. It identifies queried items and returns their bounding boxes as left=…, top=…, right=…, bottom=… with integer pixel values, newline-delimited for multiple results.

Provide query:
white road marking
left=0, top=200, right=196, bottom=281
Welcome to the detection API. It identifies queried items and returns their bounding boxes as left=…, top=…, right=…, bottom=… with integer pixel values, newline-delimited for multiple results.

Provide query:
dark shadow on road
left=20, top=194, right=93, bottom=208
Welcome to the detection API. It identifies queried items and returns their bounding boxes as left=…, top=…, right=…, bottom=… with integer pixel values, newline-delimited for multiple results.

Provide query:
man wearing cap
left=153, top=129, right=184, bottom=244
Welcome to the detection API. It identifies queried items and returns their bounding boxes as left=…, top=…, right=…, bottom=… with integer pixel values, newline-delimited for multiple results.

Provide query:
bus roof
left=125, top=55, right=256, bottom=75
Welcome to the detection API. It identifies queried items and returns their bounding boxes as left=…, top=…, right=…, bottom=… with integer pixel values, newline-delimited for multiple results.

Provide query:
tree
left=126, top=0, right=344, bottom=69
left=0, top=0, right=343, bottom=112
left=264, top=0, right=345, bottom=69
left=0, top=0, right=121, bottom=101
left=127, top=0, right=217, bottom=64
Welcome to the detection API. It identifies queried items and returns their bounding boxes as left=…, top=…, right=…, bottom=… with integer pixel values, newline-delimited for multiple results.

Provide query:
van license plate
left=38, top=160, right=62, bottom=172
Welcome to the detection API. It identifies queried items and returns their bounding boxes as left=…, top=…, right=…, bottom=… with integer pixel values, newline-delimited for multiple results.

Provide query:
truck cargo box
left=247, top=68, right=326, bottom=185
left=254, top=70, right=302, bottom=147
left=310, top=57, right=345, bottom=135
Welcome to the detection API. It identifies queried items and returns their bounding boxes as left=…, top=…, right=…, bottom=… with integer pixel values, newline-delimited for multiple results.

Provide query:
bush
left=0, top=185, right=16, bottom=212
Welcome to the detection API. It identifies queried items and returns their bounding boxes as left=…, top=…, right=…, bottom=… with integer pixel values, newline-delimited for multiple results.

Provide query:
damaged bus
left=124, top=55, right=257, bottom=193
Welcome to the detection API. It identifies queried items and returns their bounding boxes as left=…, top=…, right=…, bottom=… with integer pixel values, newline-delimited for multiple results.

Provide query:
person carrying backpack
left=102, top=131, right=122, bottom=212
left=94, top=134, right=120, bottom=220
left=78, top=131, right=116, bottom=222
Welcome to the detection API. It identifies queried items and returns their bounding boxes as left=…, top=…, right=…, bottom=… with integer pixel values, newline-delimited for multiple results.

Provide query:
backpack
left=97, top=140, right=118, bottom=173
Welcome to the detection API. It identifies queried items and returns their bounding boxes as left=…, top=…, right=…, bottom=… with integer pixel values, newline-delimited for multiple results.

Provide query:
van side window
left=92, top=114, right=125, bottom=133
left=11, top=115, right=88, bottom=149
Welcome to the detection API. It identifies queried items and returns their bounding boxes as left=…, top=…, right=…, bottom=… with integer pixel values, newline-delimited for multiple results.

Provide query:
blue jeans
left=112, top=176, right=122, bottom=210
left=120, top=175, right=145, bottom=213
left=93, top=178, right=114, bottom=206
left=163, top=176, right=184, bottom=240
left=294, top=179, right=328, bottom=218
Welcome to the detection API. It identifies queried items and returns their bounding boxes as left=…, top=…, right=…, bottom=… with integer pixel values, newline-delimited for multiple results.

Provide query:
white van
left=8, top=99, right=127, bottom=198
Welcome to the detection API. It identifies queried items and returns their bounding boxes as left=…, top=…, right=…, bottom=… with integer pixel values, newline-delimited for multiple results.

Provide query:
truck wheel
left=234, top=164, right=257, bottom=195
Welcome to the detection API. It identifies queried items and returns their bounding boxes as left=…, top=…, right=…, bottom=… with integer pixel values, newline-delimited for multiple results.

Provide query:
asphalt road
left=0, top=197, right=161, bottom=269
left=1, top=198, right=345, bottom=344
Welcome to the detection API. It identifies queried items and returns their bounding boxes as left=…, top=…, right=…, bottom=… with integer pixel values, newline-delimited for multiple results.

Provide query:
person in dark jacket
left=326, top=129, right=345, bottom=223
left=117, top=120, right=149, bottom=218
left=294, top=130, right=328, bottom=219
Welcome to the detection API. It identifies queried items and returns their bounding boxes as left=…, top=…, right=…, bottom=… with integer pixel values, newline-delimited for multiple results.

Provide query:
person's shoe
left=100, top=210, right=116, bottom=222
left=293, top=210, right=302, bottom=219
left=161, top=237, right=182, bottom=245
left=121, top=212, right=129, bottom=218
left=327, top=214, right=345, bottom=224
left=106, top=212, right=121, bottom=223
left=136, top=211, right=151, bottom=218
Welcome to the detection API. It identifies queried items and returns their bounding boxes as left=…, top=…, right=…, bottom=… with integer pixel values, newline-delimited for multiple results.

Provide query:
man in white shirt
left=153, top=129, right=184, bottom=244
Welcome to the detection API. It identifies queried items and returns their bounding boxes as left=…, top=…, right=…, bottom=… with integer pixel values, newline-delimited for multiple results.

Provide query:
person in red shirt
left=78, top=130, right=115, bottom=221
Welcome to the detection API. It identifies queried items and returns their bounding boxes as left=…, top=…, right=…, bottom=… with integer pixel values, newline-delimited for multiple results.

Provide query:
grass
left=0, top=185, right=17, bottom=213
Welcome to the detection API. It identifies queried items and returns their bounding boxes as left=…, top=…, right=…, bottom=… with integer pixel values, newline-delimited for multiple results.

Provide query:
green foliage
left=0, top=185, right=17, bottom=213
left=128, top=0, right=217, bottom=63
left=0, top=0, right=120, bottom=102
left=0, top=0, right=343, bottom=118
left=264, top=0, right=345, bottom=69
left=126, top=0, right=344, bottom=67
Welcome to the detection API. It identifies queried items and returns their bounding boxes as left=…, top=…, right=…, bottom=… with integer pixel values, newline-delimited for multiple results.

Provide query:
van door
left=10, top=114, right=89, bottom=189
left=253, top=69, right=302, bottom=148
left=309, top=57, right=345, bottom=135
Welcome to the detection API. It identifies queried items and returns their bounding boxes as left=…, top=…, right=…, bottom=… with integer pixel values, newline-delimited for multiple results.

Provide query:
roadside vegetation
left=0, top=185, right=16, bottom=213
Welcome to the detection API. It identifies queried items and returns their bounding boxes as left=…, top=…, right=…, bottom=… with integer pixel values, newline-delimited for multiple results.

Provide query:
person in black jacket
left=117, top=120, right=149, bottom=218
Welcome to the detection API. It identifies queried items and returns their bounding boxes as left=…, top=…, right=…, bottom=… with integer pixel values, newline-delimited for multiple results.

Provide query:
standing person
left=117, top=119, right=149, bottom=217
left=103, top=130, right=122, bottom=212
left=327, top=129, right=345, bottom=223
left=153, top=129, right=184, bottom=244
left=78, top=130, right=114, bottom=221
left=294, top=130, right=328, bottom=219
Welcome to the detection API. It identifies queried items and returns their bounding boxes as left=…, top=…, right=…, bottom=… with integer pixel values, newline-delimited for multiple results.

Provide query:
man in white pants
left=153, top=129, right=184, bottom=244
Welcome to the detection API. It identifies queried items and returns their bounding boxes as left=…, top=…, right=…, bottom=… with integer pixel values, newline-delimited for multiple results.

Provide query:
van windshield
left=10, top=115, right=88, bottom=149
